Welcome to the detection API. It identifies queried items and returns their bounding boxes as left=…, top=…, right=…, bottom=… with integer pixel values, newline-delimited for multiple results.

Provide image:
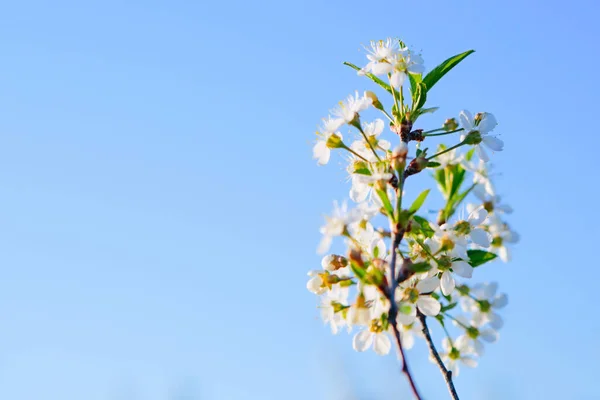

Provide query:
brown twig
left=387, top=232, right=423, bottom=400
left=417, top=311, right=460, bottom=400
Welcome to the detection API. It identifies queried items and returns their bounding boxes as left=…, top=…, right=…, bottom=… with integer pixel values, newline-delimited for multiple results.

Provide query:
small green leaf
left=467, top=249, right=498, bottom=267
left=448, top=165, right=466, bottom=201
left=423, top=50, right=475, bottom=93
left=409, top=189, right=430, bottom=214
left=465, top=148, right=476, bottom=161
left=412, top=81, right=428, bottom=112
left=440, top=302, right=458, bottom=313
left=343, top=62, right=392, bottom=94
left=375, top=188, right=395, bottom=218
left=350, top=262, right=366, bottom=280
left=410, top=261, right=432, bottom=274
left=427, top=161, right=441, bottom=168
left=408, top=73, right=422, bottom=98
left=353, top=168, right=371, bottom=175
left=434, top=168, right=447, bottom=196
left=419, top=106, right=439, bottom=114
left=412, top=215, right=435, bottom=238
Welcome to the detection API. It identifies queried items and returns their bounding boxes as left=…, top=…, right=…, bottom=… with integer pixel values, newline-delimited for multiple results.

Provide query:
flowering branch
left=308, top=37, right=517, bottom=400
left=418, top=311, right=460, bottom=400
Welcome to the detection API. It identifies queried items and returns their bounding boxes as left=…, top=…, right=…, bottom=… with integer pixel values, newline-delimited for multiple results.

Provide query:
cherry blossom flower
left=459, top=110, right=503, bottom=162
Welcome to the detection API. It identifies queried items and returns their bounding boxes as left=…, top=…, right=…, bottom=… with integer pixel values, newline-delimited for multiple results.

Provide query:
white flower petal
left=352, top=330, right=373, bottom=352
left=417, top=296, right=441, bottom=316
left=480, top=329, right=498, bottom=343
left=468, top=208, right=488, bottom=225
left=417, top=276, right=440, bottom=293
left=461, top=356, right=478, bottom=368
left=317, top=235, right=332, bottom=255
left=493, top=293, right=508, bottom=309
left=373, top=333, right=392, bottom=355
left=499, top=246, right=510, bottom=262
left=313, top=141, right=330, bottom=165
left=452, top=260, right=473, bottom=279
left=488, top=312, right=504, bottom=330
left=441, top=271, right=455, bottom=296
left=470, top=228, right=491, bottom=247
left=478, top=113, right=497, bottom=133
left=459, top=110, right=473, bottom=131
left=482, top=135, right=504, bottom=151
left=401, top=331, right=415, bottom=350
left=477, top=145, right=490, bottom=162
left=472, top=339, right=485, bottom=356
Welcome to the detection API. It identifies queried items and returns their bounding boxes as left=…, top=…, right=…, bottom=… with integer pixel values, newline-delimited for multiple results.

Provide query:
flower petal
left=493, top=293, right=508, bottom=309
left=441, top=271, right=455, bottom=295
left=452, top=260, right=473, bottom=278
left=352, top=330, right=373, bottom=352
left=401, top=331, right=415, bottom=350
left=417, top=296, right=441, bottom=316
left=470, top=228, right=491, bottom=247
left=461, top=356, right=478, bottom=368
left=459, top=110, right=473, bottom=131
left=480, top=329, right=498, bottom=343
left=488, top=312, right=504, bottom=330
left=417, top=276, right=440, bottom=293
left=482, top=135, right=504, bottom=151
left=313, top=141, right=330, bottom=165
left=373, top=333, right=392, bottom=355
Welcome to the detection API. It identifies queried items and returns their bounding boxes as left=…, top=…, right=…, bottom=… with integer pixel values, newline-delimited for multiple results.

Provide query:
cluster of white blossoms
left=307, top=39, right=518, bottom=382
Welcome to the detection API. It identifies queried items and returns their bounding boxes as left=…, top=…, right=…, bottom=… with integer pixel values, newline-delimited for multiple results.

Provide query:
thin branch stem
left=417, top=311, right=460, bottom=400
left=342, top=144, right=369, bottom=162
left=388, top=232, right=423, bottom=400
left=353, top=123, right=382, bottom=162
left=427, top=141, right=466, bottom=161
left=423, top=128, right=465, bottom=137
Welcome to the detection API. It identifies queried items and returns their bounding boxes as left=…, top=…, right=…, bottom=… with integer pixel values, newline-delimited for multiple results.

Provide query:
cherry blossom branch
left=387, top=231, right=423, bottom=400
left=417, top=311, right=460, bottom=400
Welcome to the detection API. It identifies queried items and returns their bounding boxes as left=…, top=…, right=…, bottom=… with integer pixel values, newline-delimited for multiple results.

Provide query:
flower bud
left=321, top=254, right=349, bottom=271
left=463, top=130, right=482, bottom=145
left=391, top=143, right=408, bottom=171
left=444, top=118, right=458, bottom=131
left=326, top=133, right=345, bottom=148
left=365, top=91, right=384, bottom=111
left=414, top=155, right=428, bottom=171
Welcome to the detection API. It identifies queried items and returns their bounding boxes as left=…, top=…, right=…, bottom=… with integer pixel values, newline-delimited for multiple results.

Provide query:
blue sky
left=0, top=0, right=598, bottom=399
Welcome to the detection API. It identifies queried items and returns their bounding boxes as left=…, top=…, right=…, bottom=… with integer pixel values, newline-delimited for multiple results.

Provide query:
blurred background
left=0, top=0, right=598, bottom=398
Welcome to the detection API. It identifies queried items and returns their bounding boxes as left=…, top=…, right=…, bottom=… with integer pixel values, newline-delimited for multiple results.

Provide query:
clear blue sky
left=0, top=0, right=598, bottom=399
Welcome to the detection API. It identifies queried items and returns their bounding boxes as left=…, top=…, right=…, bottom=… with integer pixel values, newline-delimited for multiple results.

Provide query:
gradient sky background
left=0, top=0, right=598, bottom=399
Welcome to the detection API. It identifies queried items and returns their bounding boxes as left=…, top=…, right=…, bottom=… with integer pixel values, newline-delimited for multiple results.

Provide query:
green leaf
left=412, top=215, right=435, bottom=238
left=434, top=168, right=447, bottom=196
left=420, top=106, right=439, bottom=114
left=427, top=161, right=441, bottom=168
left=465, top=148, right=476, bottom=161
left=445, top=183, right=476, bottom=220
left=423, top=50, right=475, bottom=93
left=410, top=261, right=432, bottom=274
left=467, top=249, right=498, bottom=267
left=409, top=189, right=431, bottom=214
left=412, top=81, right=428, bottom=112
left=350, top=262, right=366, bottom=280
left=353, top=168, right=371, bottom=175
left=448, top=165, right=466, bottom=201
left=343, top=62, right=392, bottom=94
left=440, top=302, right=458, bottom=313
left=375, top=189, right=395, bottom=218
left=408, top=73, right=422, bottom=98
